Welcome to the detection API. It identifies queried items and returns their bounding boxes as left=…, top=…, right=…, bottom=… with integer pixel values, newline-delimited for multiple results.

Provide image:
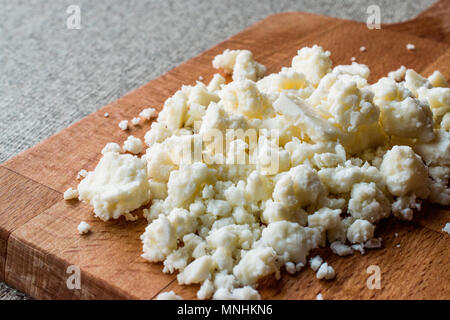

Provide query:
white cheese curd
left=316, top=262, right=335, bottom=280
left=155, top=291, right=183, bottom=300
left=380, top=146, right=430, bottom=198
left=77, top=169, right=88, bottom=179
left=291, top=45, right=332, bottom=86
left=309, top=255, right=323, bottom=271
left=443, top=223, right=450, bottom=235
left=139, top=108, right=156, bottom=120
left=131, top=117, right=140, bottom=126
left=77, top=221, right=91, bottom=235
left=347, top=219, right=375, bottom=243
left=77, top=46, right=450, bottom=299
left=123, top=135, right=144, bottom=154
left=64, top=187, right=79, bottom=200
left=101, top=142, right=121, bottom=155
left=118, top=120, right=128, bottom=131
left=213, top=49, right=266, bottom=82
left=78, top=152, right=150, bottom=221
left=330, top=241, right=353, bottom=256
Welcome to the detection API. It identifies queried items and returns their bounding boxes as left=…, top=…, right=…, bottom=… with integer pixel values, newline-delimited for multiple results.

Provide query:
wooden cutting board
left=1, top=1, right=449, bottom=300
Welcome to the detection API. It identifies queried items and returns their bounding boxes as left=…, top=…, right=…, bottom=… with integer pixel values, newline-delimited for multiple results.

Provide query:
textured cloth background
left=0, top=0, right=436, bottom=300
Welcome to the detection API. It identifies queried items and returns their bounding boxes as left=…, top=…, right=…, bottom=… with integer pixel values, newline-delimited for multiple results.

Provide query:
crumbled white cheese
left=77, top=221, right=91, bottom=235
left=388, top=66, right=406, bottom=82
left=406, top=43, right=416, bottom=51
left=64, top=188, right=78, bottom=200
left=118, top=120, right=128, bottom=131
left=316, top=262, right=335, bottom=280
left=77, top=169, right=88, bottom=180
left=155, top=291, right=183, bottom=300
left=330, top=241, right=353, bottom=256
left=104, top=112, right=109, bottom=118
left=309, top=255, right=323, bottom=271
left=78, top=152, right=150, bottom=221
left=131, top=117, right=140, bottom=126
left=443, top=223, right=450, bottom=235
left=77, top=46, right=450, bottom=300
left=360, top=46, right=367, bottom=52
left=123, top=135, right=144, bottom=154
left=316, top=293, right=324, bottom=300
left=140, top=108, right=157, bottom=120
left=101, top=142, right=121, bottom=155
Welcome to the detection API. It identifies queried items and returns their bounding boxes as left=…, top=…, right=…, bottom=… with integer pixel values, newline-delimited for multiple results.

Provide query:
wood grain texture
left=0, top=167, right=60, bottom=282
left=1, top=4, right=450, bottom=300
left=385, top=0, right=450, bottom=44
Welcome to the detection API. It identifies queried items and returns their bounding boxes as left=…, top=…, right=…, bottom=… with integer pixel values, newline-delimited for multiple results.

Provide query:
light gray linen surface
left=0, top=0, right=436, bottom=300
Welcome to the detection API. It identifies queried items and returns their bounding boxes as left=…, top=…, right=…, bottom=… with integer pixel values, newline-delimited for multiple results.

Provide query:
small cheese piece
left=330, top=241, right=353, bottom=256
left=406, top=43, right=416, bottom=51
left=101, top=142, right=121, bottom=155
left=77, top=169, right=88, bottom=179
left=316, top=262, right=335, bottom=280
left=391, top=195, right=421, bottom=221
left=309, top=255, right=323, bottom=271
left=140, top=108, right=156, bottom=120
left=316, top=293, right=324, bottom=300
left=428, top=71, right=448, bottom=88
left=78, top=152, right=150, bottom=221
left=347, top=219, right=375, bottom=243
left=118, top=120, right=128, bottom=131
left=442, top=223, right=450, bottom=235
left=178, top=255, right=215, bottom=285
left=155, top=291, right=183, bottom=300
left=348, top=182, right=390, bottom=223
left=131, top=117, right=140, bottom=126
left=233, top=246, right=278, bottom=285
left=388, top=66, right=406, bottom=82
left=77, top=221, right=91, bottom=235
left=291, top=45, right=332, bottom=86
left=213, top=49, right=266, bottom=81
left=123, top=135, right=144, bottom=154
left=64, top=188, right=78, bottom=200
left=380, top=146, right=430, bottom=198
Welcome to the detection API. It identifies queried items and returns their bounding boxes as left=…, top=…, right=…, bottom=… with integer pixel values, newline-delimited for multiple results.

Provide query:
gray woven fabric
left=0, top=0, right=435, bottom=300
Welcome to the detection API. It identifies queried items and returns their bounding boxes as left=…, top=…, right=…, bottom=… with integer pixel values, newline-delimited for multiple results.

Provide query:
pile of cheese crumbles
left=67, top=46, right=450, bottom=300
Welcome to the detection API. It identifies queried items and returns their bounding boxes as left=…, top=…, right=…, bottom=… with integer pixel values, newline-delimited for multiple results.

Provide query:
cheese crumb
left=140, top=108, right=157, bottom=120
left=77, top=169, right=88, bottom=180
left=101, top=142, right=121, bottom=155
left=131, top=117, right=140, bottom=126
left=309, top=256, right=323, bottom=271
left=155, top=291, right=183, bottom=300
left=316, top=262, right=335, bottom=280
left=443, top=223, right=450, bottom=234
left=64, top=188, right=78, bottom=200
left=330, top=241, right=353, bottom=256
left=316, top=293, right=324, bottom=300
left=77, top=221, right=91, bottom=235
left=118, top=120, right=128, bottom=131
left=406, top=43, right=416, bottom=51
left=360, top=46, right=367, bottom=52
left=123, top=135, right=144, bottom=154
left=104, top=112, right=109, bottom=118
